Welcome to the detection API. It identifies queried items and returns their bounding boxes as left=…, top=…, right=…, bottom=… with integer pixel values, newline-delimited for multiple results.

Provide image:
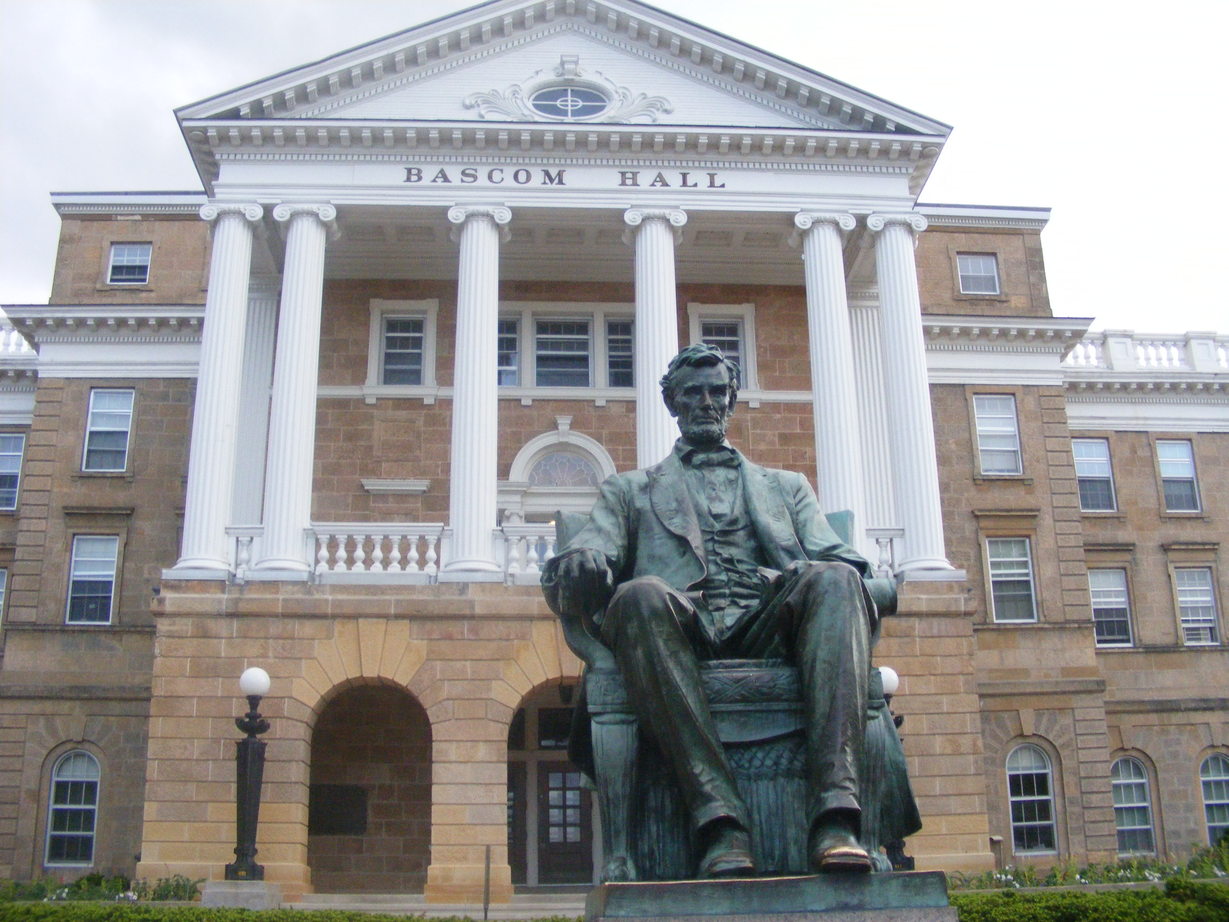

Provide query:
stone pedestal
left=585, top=872, right=955, bottom=921
left=201, top=879, right=283, bottom=910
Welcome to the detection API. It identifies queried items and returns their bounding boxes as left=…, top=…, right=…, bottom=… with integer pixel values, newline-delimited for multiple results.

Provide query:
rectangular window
left=1176, top=567, right=1219, bottom=645
left=1157, top=440, right=1200, bottom=512
left=1089, top=568, right=1132, bottom=646
left=66, top=536, right=119, bottom=625
left=1074, top=438, right=1116, bottom=511
left=382, top=316, right=425, bottom=385
left=606, top=319, right=633, bottom=388
left=974, top=395, right=1022, bottom=475
left=0, top=433, right=24, bottom=510
left=957, top=252, right=1000, bottom=295
left=107, top=242, right=151, bottom=285
left=497, top=318, right=520, bottom=386
left=700, top=319, right=743, bottom=377
left=0, top=568, right=7, bottom=627
left=988, top=537, right=1037, bottom=622
left=535, top=320, right=591, bottom=387
left=82, top=389, right=134, bottom=472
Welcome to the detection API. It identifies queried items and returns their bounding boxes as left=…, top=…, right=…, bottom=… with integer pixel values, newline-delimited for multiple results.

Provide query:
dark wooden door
left=536, top=765, right=592, bottom=883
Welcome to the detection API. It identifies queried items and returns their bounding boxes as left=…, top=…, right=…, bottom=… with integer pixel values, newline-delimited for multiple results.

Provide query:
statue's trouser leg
left=752, top=562, right=872, bottom=831
left=600, top=576, right=750, bottom=834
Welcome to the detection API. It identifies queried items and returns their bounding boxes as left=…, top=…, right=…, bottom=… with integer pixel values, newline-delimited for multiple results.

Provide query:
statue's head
left=660, top=344, right=741, bottom=447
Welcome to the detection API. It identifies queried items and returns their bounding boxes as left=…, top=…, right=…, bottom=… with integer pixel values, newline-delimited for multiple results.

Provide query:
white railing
left=501, top=523, right=560, bottom=585
left=313, top=524, right=446, bottom=582
left=1064, top=331, right=1229, bottom=373
left=0, top=322, right=34, bottom=355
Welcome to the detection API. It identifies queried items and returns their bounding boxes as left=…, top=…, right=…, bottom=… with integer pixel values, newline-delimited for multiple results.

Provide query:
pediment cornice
left=177, top=0, right=949, bottom=192
left=4, top=306, right=204, bottom=346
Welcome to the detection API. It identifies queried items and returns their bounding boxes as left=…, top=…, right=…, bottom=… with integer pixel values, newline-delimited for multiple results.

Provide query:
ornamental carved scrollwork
left=199, top=203, right=263, bottom=223
left=463, top=55, right=672, bottom=124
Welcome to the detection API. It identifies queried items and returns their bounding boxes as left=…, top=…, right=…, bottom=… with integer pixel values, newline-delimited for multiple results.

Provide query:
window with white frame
left=1201, top=754, right=1229, bottom=846
left=0, top=568, right=7, bottom=627
left=987, top=537, right=1037, bottom=622
left=1089, top=568, right=1132, bottom=646
left=606, top=319, right=633, bottom=388
left=381, top=316, right=426, bottom=385
left=535, top=320, right=592, bottom=387
left=0, top=433, right=24, bottom=510
left=46, top=751, right=100, bottom=866
left=957, top=252, right=1000, bottom=295
left=82, top=389, right=134, bottom=472
left=66, top=536, right=119, bottom=625
left=1175, top=567, right=1219, bottom=645
left=687, top=304, right=757, bottom=390
left=973, top=395, right=1022, bottom=475
left=1111, top=757, right=1155, bottom=855
left=496, top=304, right=634, bottom=390
left=1157, top=440, right=1200, bottom=512
left=498, top=318, right=520, bottom=386
left=366, top=300, right=439, bottom=391
left=107, top=242, right=151, bottom=285
left=1007, top=744, right=1057, bottom=853
left=1073, top=438, right=1116, bottom=511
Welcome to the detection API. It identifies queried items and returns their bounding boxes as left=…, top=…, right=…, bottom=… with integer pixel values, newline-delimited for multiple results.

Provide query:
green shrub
left=951, top=881, right=1229, bottom=922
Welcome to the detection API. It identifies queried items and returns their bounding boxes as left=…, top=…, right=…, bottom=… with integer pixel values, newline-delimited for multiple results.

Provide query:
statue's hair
left=659, top=343, right=741, bottom=406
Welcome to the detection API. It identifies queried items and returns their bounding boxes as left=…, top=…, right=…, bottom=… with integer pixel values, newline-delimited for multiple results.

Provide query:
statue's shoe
left=810, top=827, right=872, bottom=874
left=697, top=826, right=756, bottom=878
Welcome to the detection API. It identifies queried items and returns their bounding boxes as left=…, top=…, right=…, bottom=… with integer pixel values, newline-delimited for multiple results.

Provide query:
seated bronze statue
left=543, top=344, right=918, bottom=881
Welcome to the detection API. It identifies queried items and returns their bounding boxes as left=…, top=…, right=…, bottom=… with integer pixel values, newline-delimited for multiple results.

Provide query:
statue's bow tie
left=688, top=450, right=740, bottom=468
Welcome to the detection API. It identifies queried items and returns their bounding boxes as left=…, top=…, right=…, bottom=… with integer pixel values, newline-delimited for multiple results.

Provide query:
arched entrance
left=308, top=683, right=432, bottom=892
left=507, top=680, right=598, bottom=887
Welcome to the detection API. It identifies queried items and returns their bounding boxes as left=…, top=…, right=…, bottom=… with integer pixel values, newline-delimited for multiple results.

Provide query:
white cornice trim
left=6, top=306, right=205, bottom=347
left=918, top=203, right=1050, bottom=230
left=51, top=193, right=207, bottom=216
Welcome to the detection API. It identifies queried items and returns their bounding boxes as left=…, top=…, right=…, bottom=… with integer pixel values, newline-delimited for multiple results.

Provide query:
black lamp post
left=225, top=666, right=271, bottom=881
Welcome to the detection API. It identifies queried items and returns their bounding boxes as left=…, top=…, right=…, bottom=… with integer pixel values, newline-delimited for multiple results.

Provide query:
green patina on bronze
left=543, top=345, right=924, bottom=886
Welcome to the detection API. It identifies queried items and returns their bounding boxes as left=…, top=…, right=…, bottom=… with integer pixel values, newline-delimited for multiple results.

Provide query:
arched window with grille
left=1200, top=753, right=1229, bottom=846
left=1110, top=757, right=1155, bottom=855
left=45, top=751, right=100, bottom=866
left=1006, top=744, right=1057, bottom=854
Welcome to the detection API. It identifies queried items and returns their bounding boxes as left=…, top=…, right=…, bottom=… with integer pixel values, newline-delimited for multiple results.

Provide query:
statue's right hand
left=555, top=548, right=615, bottom=611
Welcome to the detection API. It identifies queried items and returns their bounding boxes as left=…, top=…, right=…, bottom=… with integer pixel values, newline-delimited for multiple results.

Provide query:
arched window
left=1006, top=744, right=1057, bottom=854
left=45, top=751, right=99, bottom=866
left=1200, top=753, right=1229, bottom=846
left=527, top=451, right=601, bottom=488
left=1111, top=757, right=1155, bottom=855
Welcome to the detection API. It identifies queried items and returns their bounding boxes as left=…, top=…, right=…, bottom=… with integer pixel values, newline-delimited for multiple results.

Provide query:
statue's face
left=669, top=363, right=734, bottom=448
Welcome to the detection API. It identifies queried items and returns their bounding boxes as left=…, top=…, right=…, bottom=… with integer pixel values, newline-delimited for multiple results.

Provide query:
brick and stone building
left=0, top=0, right=1225, bottom=903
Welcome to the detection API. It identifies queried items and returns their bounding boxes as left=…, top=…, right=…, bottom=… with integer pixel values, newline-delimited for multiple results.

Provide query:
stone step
left=287, top=891, right=586, bottom=918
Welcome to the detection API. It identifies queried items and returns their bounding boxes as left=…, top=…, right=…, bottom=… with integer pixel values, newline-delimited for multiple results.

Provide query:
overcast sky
left=2, top=0, right=1226, bottom=335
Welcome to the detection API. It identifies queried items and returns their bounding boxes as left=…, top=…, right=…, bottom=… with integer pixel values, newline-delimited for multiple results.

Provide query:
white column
left=866, top=213, right=951, bottom=573
left=255, top=203, right=336, bottom=573
left=624, top=208, right=686, bottom=467
left=850, top=301, right=895, bottom=533
left=230, top=279, right=278, bottom=525
left=441, top=205, right=511, bottom=576
left=174, top=203, right=262, bottom=572
left=794, top=212, right=866, bottom=536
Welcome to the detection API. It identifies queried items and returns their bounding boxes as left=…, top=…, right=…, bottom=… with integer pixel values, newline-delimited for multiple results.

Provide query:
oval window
left=529, top=85, right=608, bottom=120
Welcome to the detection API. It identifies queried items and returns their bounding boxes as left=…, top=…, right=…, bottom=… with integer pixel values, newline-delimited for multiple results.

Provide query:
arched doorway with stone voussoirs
left=507, top=678, right=599, bottom=888
left=307, top=681, right=432, bottom=892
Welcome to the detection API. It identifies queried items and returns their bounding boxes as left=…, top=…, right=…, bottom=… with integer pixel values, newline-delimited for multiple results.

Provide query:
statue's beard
left=679, top=417, right=727, bottom=447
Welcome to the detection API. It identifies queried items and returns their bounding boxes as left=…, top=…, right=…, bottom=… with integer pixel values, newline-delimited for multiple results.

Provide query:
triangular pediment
left=178, top=0, right=948, bottom=137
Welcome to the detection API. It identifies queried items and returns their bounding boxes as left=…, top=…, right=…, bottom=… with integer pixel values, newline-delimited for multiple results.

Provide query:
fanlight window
left=527, top=452, right=601, bottom=488
left=529, top=86, right=609, bottom=120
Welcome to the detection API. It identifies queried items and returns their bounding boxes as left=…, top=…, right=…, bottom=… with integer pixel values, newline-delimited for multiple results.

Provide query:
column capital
left=623, top=208, right=686, bottom=247
left=272, top=203, right=339, bottom=238
left=200, top=203, right=263, bottom=223
left=865, top=212, right=928, bottom=236
left=793, top=211, right=856, bottom=233
left=448, top=205, right=511, bottom=243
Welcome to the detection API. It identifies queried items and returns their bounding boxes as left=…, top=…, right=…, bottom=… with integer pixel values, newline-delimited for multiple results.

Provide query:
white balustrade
left=312, top=524, right=445, bottom=582
left=501, top=523, right=560, bottom=585
left=1064, top=331, right=1229, bottom=372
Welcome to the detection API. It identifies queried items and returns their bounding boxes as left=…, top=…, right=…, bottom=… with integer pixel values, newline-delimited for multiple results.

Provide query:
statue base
left=585, top=871, right=955, bottom=921
left=201, top=879, right=283, bottom=910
